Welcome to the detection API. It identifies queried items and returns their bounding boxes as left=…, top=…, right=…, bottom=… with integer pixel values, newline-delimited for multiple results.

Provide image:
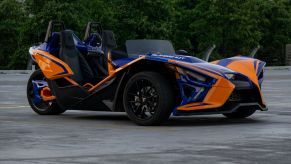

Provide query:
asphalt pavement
left=0, top=68, right=291, bottom=164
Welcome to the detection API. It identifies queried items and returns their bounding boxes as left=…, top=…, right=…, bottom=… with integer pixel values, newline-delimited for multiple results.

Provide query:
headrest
left=60, top=30, right=75, bottom=48
left=102, top=30, right=117, bottom=49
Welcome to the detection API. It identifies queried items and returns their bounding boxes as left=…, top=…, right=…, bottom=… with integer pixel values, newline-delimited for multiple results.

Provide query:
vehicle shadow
left=65, top=112, right=266, bottom=127
left=68, top=112, right=131, bottom=123
left=166, top=116, right=265, bottom=127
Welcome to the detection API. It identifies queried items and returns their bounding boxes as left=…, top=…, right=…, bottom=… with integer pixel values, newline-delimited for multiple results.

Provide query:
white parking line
left=0, top=105, right=30, bottom=109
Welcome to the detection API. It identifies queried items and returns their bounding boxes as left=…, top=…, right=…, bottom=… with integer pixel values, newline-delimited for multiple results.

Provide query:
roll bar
left=44, top=20, right=65, bottom=42
left=84, top=22, right=103, bottom=41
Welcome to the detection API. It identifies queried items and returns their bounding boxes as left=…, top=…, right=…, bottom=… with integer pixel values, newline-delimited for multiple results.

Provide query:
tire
left=27, top=70, right=66, bottom=115
left=223, top=108, right=256, bottom=119
left=123, top=72, right=174, bottom=126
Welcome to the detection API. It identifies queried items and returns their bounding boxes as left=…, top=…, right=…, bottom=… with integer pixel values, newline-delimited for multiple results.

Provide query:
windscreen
left=126, top=40, right=175, bottom=57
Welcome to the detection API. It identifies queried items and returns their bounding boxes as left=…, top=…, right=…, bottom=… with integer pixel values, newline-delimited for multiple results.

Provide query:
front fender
left=212, top=56, right=266, bottom=107
left=212, top=56, right=266, bottom=87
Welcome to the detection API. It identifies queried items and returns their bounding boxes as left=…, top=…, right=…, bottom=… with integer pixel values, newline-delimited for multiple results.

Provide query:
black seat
left=59, top=30, right=94, bottom=84
left=84, top=33, right=107, bottom=78
left=111, top=46, right=128, bottom=60
left=85, top=33, right=102, bottom=47
left=47, top=32, right=61, bottom=57
left=101, top=30, right=117, bottom=72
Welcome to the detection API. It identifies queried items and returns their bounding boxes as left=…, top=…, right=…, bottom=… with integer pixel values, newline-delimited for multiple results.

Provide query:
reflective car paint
left=31, top=49, right=73, bottom=80
left=31, top=31, right=266, bottom=115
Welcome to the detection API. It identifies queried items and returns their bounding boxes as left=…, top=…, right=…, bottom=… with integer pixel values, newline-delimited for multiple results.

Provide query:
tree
left=175, top=0, right=262, bottom=59
left=256, top=0, right=291, bottom=65
left=0, top=0, right=27, bottom=69
left=0, top=0, right=291, bottom=69
left=110, top=0, right=176, bottom=46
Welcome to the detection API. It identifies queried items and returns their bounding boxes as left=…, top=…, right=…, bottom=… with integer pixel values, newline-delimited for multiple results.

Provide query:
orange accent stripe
left=83, top=83, right=94, bottom=88
left=88, top=56, right=145, bottom=92
left=107, top=51, right=115, bottom=75
left=64, top=77, right=78, bottom=86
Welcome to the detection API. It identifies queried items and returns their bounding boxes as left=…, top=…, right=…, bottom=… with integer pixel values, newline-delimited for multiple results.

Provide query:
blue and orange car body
left=140, top=54, right=267, bottom=115
left=30, top=30, right=267, bottom=116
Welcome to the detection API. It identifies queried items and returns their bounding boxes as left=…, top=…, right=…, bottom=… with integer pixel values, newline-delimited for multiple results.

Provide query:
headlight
left=29, top=47, right=34, bottom=55
left=29, top=47, right=37, bottom=62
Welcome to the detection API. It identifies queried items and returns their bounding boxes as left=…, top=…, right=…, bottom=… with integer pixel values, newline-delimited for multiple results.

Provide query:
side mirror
left=176, top=50, right=188, bottom=55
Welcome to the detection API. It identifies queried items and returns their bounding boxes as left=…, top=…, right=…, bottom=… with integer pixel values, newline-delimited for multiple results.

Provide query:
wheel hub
left=127, top=80, right=159, bottom=120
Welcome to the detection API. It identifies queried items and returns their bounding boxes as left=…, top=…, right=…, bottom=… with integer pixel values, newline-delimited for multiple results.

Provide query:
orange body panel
left=177, top=77, right=234, bottom=111
left=32, top=49, right=73, bottom=80
left=212, top=57, right=265, bottom=107
left=221, top=59, right=265, bottom=106
left=168, top=60, right=235, bottom=111
left=227, top=59, right=259, bottom=86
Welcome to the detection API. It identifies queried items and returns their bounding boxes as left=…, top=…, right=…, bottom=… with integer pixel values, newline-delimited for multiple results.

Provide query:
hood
left=146, top=53, right=236, bottom=77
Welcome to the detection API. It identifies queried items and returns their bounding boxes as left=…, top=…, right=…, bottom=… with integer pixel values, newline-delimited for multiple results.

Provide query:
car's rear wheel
left=123, top=72, right=174, bottom=126
left=27, top=70, right=66, bottom=115
left=223, top=108, right=256, bottom=119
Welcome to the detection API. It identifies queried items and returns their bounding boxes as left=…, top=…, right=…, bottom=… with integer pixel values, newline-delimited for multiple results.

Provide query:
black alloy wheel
left=123, top=72, right=174, bottom=126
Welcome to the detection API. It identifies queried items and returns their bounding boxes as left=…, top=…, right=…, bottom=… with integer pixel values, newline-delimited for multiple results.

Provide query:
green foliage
left=255, top=0, right=291, bottom=65
left=0, top=0, right=291, bottom=69
left=0, top=0, right=27, bottom=69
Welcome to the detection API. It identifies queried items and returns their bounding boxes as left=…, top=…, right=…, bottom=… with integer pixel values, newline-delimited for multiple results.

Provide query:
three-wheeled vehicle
left=27, top=21, right=267, bottom=125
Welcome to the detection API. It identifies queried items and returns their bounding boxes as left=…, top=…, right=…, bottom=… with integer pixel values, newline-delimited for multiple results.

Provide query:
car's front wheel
left=123, top=72, right=174, bottom=126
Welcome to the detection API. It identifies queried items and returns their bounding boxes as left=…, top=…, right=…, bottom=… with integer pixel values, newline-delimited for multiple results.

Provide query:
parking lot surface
left=0, top=68, right=291, bottom=164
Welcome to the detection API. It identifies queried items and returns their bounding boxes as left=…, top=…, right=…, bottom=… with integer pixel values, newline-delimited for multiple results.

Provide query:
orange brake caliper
left=40, top=87, right=56, bottom=101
